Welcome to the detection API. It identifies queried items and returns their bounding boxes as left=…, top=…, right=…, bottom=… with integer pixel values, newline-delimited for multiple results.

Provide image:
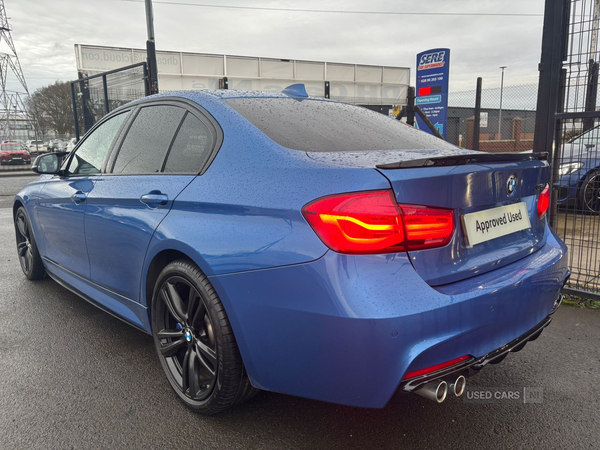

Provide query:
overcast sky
left=4, top=0, right=545, bottom=94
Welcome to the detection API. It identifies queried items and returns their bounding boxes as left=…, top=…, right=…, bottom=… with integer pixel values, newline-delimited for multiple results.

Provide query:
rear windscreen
left=224, top=98, right=457, bottom=152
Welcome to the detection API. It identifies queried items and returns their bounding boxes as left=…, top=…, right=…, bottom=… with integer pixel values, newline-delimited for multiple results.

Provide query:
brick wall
left=465, top=116, right=533, bottom=152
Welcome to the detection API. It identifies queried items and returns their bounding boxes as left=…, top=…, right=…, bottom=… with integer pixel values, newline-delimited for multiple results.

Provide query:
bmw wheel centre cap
left=507, top=175, right=517, bottom=196
left=184, top=329, right=193, bottom=342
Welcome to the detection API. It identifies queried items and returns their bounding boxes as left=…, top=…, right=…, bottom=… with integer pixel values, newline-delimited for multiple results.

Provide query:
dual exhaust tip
left=415, top=375, right=466, bottom=403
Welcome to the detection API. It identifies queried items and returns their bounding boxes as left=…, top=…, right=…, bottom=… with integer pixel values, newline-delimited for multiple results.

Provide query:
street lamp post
left=498, top=66, right=507, bottom=140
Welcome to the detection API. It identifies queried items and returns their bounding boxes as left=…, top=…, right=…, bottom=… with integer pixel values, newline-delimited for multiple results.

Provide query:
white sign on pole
left=481, top=112, right=488, bottom=128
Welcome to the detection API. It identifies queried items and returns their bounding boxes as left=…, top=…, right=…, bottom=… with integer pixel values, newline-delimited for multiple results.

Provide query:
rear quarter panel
left=142, top=94, right=393, bottom=306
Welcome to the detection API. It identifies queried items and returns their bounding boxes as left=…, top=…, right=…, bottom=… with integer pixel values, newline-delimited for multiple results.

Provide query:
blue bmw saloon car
left=14, top=86, right=569, bottom=414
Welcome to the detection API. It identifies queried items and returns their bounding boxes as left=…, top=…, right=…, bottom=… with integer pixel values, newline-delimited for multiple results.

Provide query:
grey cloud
left=6, top=0, right=544, bottom=93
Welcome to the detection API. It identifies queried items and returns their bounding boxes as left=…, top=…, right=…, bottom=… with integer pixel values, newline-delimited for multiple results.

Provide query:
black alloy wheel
left=14, top=207, right=45, bottom=280
left=579, top=171, right=600, bottom=214
left=152, top=260, right=257, bottom=414
left=156, top=275, right=218, bottom=401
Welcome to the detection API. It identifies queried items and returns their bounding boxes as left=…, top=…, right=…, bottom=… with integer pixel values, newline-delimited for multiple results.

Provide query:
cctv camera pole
left=145, top=0, right=159, bottom=94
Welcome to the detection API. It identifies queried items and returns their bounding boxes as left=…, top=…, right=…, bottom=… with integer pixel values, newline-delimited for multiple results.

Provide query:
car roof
left=124, top=88, right=332, bottom=108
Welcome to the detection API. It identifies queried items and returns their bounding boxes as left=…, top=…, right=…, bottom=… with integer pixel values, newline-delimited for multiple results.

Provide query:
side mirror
left=32, top=152, right=62, bottom=175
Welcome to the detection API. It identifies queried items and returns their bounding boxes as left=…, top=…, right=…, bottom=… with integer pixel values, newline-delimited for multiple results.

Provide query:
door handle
left=140, top=192, right=169, bottom=207
left=71, top=191, right=87, bottom=204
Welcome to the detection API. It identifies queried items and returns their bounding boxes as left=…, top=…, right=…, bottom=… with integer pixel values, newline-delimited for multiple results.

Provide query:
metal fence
left=535, top=0, right=600, bottom=299
left=555, top=0, right=600, bottom=296
left=447, top=84, right=538, bottom=149
left=70, top=62, right=149, bottom=140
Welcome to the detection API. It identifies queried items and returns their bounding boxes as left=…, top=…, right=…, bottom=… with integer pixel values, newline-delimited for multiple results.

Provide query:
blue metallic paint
left=208, top=228, right=567, bottom=408
left=14, top=90, right=570, bottom=409
left=85, top=174, right=195, bottom=300
left=36, top=176, right=95, bottom=279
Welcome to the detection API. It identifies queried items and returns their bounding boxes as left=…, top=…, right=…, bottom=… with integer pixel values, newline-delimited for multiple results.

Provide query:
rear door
left=84, top=101, right=219, bottom=301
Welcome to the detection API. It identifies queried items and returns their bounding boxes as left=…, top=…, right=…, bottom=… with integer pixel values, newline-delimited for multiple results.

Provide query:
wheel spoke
left=161, top=282, right=187, bottom=322
left=181, top=347, right=192, bottom=394
left=157, top=329, right=184, bottom=339
left=25, top=248, right=32, bottom=272
left=187, top=289, right=200, bottom=326
left=16, top=214, right=28, bottom=239
left=195, top=340, right=217, bottom=375
left=17, top=242, right=27, bottom=257
left=188, top=347, right=200, bottom=398
left=159, top=337, right=186, bottom=357
left=189, top=293, right=206, bottom=329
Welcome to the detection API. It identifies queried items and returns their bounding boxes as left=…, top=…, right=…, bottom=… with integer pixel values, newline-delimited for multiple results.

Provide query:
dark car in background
left=556, top=126, right=600, bottom=213
left=0, top=142, right=30, bottom=165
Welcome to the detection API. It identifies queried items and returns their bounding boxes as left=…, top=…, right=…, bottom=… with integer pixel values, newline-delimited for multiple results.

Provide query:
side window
left=164, top=113, right=213, bottom=173
left=112, top=106, right=185, bottom=174
left=67, top=112, right=129, bottom=175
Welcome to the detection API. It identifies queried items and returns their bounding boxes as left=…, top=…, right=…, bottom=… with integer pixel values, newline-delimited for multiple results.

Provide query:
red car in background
left=0, top=143, right=31, bottom=165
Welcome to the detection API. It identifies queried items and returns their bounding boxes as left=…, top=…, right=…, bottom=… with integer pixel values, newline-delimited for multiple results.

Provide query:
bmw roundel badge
left=507, top=175, right=517, bottom=196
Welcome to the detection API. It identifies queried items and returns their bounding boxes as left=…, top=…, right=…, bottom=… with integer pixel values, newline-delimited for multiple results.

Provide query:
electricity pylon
left=0, top=0, right=37, bottom=141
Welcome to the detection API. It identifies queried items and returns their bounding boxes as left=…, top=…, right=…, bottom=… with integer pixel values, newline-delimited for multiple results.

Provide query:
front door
left=36, top=111, right=130, bottom=278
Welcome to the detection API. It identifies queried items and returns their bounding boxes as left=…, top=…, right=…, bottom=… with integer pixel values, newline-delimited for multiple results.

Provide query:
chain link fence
left=71, top=62, right=149, bottom=139
left=552, top=0, right=600, bottom=295
left=446, top=84, right=539, bottom=150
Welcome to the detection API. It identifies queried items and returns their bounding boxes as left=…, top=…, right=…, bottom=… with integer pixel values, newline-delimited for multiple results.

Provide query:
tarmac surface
left=0, top=174, right=599, bottom=449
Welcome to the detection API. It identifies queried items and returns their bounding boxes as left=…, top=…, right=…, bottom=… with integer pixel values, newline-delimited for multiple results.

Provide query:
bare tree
left=27, top=81, right=75, bottom=137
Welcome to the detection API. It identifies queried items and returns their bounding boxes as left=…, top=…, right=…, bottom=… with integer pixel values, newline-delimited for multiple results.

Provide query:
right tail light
left=537, top=183, right=550, bottom=220
left=301, top=190, right=455, bottom=254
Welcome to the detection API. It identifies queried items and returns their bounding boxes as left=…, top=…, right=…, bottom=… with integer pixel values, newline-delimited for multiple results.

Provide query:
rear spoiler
left=376, top=152, right=548, bottom=170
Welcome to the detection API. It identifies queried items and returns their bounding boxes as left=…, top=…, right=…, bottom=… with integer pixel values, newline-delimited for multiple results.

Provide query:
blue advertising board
left=415, top=48, right=450, bottom=138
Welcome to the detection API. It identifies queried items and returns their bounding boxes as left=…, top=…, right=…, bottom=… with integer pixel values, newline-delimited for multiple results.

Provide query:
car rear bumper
left=209, top=225, right=569, bottom=408
left=399, top=307, right=560, bottom=393
left=1, top=158, right=30, bottom=165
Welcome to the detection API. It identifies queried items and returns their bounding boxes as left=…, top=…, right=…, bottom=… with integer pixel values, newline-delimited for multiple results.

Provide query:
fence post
left=473, top=77, right=482, bottom=150
left=102, top=74, right=110, bottom=114
left=533, top=0, right=569, bottom=155
left=70, top=81, right=80, bottom=141
left=406, top=87, right=415, bottom=126
left=549, top=67, right=567, bottom=228
left=78, top=73, right=94, bottom=133
left=142, top=63, right=150, bottom=96
left=583, top=60, right=599, bottom=132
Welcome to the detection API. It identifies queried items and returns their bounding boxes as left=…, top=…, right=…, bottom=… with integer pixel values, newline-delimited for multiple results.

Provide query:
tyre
left=151, top=259, right=258, bottom=415
left=577, top=170, right=600, bottom=214
left=14, top=206, right=46, bottom=280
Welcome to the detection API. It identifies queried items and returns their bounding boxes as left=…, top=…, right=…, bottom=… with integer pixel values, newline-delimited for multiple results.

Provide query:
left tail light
left=537, top=183, right=550, bottom=220
left=301, top=190, right=455, bottom=254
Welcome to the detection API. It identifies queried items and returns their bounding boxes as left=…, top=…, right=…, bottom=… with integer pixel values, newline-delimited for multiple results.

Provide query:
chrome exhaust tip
left=415, top=380, right=448, bottom=403
left=450, top=375, right=466, bottom=397
left=550, top=294, right=564, bottom=315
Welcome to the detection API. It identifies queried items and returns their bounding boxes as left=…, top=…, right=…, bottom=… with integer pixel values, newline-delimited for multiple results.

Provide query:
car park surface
left=0, top=198, right=597, bottom=449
